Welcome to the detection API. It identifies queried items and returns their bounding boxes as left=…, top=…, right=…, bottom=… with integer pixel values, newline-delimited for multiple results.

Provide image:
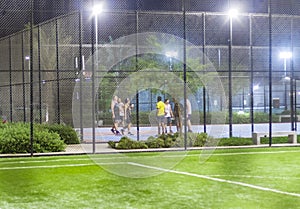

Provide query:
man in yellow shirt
left=156, top=96, right=165, bottom=135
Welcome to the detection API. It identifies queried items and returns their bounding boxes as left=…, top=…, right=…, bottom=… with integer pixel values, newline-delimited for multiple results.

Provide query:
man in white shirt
left=186, top=99, right=193, bottom=132
left=164, top=99, right=173, bottom=133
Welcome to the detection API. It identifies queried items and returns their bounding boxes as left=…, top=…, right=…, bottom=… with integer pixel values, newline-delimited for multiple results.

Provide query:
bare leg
left=158, top=123, right=161, bottom=135
left=187, top=119, right=192, bottom=132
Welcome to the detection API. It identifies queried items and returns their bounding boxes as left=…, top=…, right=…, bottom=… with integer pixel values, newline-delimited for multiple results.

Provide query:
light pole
left=92, top=3, right=103, bottom=123
left=228, top=8, right=238, bottom=137
left=91, top=3, right=103, bottom=153
left=279, top=51, right=292, bottom=110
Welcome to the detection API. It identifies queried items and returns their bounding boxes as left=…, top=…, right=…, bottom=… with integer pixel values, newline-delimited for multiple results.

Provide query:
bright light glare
left=253, top=85, right=259, bottom=90
left=25, top=56, right=30, bottom=60
left=165, top=51, right=178, bottom=58
left=92, top=4, right=103, bottom=16
left=284, top=76, right=290, bottom=80
left=228, top=9, right=238, bottom=18
left=279, top=51, right=292, bottom=59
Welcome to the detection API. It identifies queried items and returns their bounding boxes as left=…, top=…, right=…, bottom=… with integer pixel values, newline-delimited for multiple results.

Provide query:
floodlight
left=279, top=51, right=292, bottom=59
left=92, top=3, right=103, bottom=16
left=228, top=9, right=238, bottom=18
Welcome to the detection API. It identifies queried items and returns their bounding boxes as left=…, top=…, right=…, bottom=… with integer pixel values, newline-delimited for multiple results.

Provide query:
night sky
left=0, top=0, right=299, bottom=38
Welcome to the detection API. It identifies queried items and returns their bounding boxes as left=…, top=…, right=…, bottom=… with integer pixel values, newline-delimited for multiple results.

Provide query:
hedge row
left=108, top=132, right=209, bottom=149
left=0, top=122, right=80, bottom=154
left=108, top=134, right=300, bottom=150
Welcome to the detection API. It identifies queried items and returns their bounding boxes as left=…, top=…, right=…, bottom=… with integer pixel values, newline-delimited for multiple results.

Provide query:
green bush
left=113, top=137, right=148, bottom=149
left=0, top=122, right=66, bottom=154
left=218, top=137, right=253, bottom=146
left=108, top=134, right=300, bottom=150
left=156, top=134, right=176, bottom=148
left=173, top=132, right=208, bottom=147
left=145, top=136, right=165, bottom=148
left=37, top=123, right=80, bottom=144
left=261, top=136, right=292, bottom=144
left=107, top=141, right=116, bottom=149
left=108, top=133, right=209, bottom=150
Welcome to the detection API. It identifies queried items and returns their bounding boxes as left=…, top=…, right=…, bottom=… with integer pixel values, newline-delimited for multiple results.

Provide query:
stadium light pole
left=92, top=3, right=103, bottom=153
left=279, top=51, right=292, bottom=111
left=228, top=8, right=238, bottom=137
left=93, top=3, right=103, bottom=121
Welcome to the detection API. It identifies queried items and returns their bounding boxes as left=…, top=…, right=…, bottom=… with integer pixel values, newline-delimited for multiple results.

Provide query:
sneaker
left=121, top=129, right=124, bottom=135
left=188, top=129, right=193, bottom=133
left=111, top=128, right=115, bottom=134
left=128, top=132, right=134, bottom=135
left=115, top=130, right=122, bottom=136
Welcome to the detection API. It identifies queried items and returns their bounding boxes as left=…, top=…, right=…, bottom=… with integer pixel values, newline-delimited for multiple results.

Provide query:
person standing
left=164, top=99, right=173, bottom=133
left=111, top=95, right=121, bottom=135
left=173, top=98, right=182, bottom=134
left=186, top=98, right=193, bottom=132
left=122, top=98, right=134, bottom=135
left=156, top=96, right=165, bottom=135
left=118, top=97, right=125, bottom=130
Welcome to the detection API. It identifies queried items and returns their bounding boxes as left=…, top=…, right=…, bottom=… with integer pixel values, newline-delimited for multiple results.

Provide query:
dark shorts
left=165, top=117, right=172, bottom=125
left=113, top=116, right=121, bottom=123
left=125, top=116, right=131, bottom=125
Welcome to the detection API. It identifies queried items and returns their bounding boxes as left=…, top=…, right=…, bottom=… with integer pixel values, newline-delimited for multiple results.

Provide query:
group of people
left=110, top=95, right=193, bottom=136
left=156, top=96, right=193, bottom=135
left=110, top=95, right=134, bottom=136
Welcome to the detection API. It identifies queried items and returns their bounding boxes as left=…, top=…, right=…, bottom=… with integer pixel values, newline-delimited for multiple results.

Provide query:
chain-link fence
left=1, top=0, right=300, bottom=153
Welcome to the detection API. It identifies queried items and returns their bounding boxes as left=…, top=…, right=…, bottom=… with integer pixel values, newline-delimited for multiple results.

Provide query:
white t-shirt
left=165, top=103, right=172, bottom=117
left=186, top=99, right=192, bottom=115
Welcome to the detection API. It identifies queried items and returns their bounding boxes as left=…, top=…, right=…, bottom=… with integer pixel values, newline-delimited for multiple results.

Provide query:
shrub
left=261, top=136, right=291, bottom=144
left=109, top=133, right=209, bottom=150
left=108, top=141, right=116, bottom=148
left=218, top=137, right=253, bottom=146
left=114, top=137, right=148, bottom=149
left=33, top=131, right=66, bottom=153
left=157, top=134, right=176, bottom=148
left=38, top=123, right=80, bottom=144
left=0, top=122, right=66, bottom=154
left=145, top=136, right=164, bottom=148
left=173, top=132, right=208, bottom=147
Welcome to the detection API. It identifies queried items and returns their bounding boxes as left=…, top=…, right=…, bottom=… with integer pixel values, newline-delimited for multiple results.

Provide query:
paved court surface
left=76, top=122, right=300, bottom=142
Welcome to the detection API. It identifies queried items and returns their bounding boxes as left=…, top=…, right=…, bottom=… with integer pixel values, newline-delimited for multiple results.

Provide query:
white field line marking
left=0, top=158, right=92, bottom=165
left=0, top=162, right=128, bottom=170
left=0, top=163, right=94, bottom=170
left=1, top=149, right=300, bottom=165
left=209, top=174, right=300, bottom=180
left=198, top=149, right=300, bottom=156
left=128, top=162, right=300, bottom=198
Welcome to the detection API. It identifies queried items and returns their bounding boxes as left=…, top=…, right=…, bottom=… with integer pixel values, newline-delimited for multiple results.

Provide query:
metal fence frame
left=0, top=1, right=300, bottom=153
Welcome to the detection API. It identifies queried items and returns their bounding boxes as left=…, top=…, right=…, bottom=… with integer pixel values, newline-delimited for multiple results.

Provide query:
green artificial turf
left=1, top=147, right=300, bottom=209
